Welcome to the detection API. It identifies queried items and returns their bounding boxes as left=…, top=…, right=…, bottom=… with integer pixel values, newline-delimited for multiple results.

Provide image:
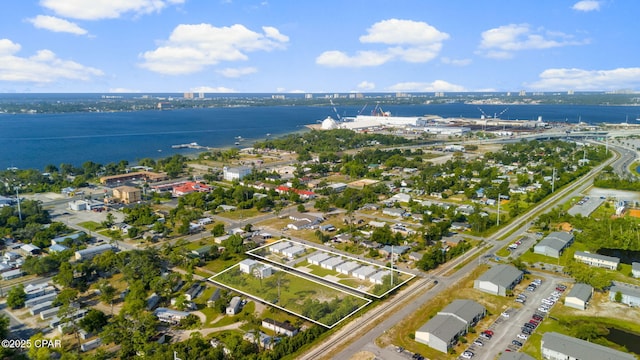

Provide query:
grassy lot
left=77, top=221, right=104, bottom=231
left=376, top=264, right=525, bottom=360
left=201, top=254, right=247, bottom=274
left=220, top=208, right=262, bottom=221
left=212, top=266, right=369, bottom=327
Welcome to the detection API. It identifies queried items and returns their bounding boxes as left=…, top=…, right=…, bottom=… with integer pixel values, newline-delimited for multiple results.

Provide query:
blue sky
left=0, top=0, right=638, bottom=93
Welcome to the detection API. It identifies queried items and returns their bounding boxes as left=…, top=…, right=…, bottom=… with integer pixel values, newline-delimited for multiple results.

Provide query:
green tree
left=79, top=309, right=108, bottom=333
left=615, top=291, right=623, bottom=303
left=53, top=262, right=74, bottom=288
left=6, top=284, right=26, bottom=309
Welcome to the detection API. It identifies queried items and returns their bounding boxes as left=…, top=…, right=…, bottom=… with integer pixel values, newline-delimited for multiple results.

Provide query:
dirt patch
left=563, top=291, right=640, bottom=322
left=349, top=351, right=376, bottom=360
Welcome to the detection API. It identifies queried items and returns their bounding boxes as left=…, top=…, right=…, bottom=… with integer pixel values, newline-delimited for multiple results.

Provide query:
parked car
left=461, top=351, right=475, bottom=359
left=480, top=332, right=492, bottom=340
left=483, top=330, right=494, bottom=336
left=473, top=339, right=484, bottom=347
left=532, top=314, right=543, bottom=321
left=501, top=312, right=510, bottom=318
left=512, top=340, right=523, bottom=347
left=523, top=323, right=535, bottom=329
left=517, top=333, right=529, bottom=340
left=521, top=327, right=532, bottom=334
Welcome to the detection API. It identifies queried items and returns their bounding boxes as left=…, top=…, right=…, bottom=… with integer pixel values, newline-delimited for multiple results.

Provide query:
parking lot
left=458, top=276, right=565, bottom=360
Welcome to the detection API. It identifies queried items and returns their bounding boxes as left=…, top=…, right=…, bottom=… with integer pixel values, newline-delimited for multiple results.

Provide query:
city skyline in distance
left=0, top=1, right=639, bottom=94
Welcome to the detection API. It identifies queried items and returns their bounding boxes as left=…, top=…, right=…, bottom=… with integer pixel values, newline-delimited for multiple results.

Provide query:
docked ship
left=171, top=142, right=200, bottom=149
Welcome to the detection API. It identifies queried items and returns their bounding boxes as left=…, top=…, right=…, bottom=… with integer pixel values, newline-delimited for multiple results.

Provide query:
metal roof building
left=564, top=283, right=593, bottom=310
left=533, top=231, right=574, bottom=258
left=415, top=299, right=486, bottom=353
left=474, top=264, right=523, bottom=296
left=541, top=331, right=635, bottom=360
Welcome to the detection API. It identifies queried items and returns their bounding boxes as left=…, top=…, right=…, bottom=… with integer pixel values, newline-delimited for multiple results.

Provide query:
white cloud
left=359, top=19, right=449, bottom=45
left=528, top=67, right=640, bottom=91
left=109, top=87, right=140, bottom=93
left=441, top=57, right=472, bottom=66
left=478, top=24, right=587, bottom=58
left=316, top=50, right=393, bottom=68
left=572, top=1, right=601, bottom=12
left=28, top=15, right=88, bottom=35
left=217, top=67, right=257, bottom=78
left=40, top=0, right=185, bottom=20
left=0, top=38, right=103, bottom=83
left=191, top=86, right=237, bottom=93
left=140, top=23, right=288, bottom=75
left=316, top=19, right=448, bottom=67
left=387, top=80, right=465, bottom=92
left=357, top=81, right=375, bottom=91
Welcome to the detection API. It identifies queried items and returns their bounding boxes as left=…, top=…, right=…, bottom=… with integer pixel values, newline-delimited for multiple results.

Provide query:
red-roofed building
left=275, top=186, right=316, bottom=200
left=172, top=182, right=212, bottom=197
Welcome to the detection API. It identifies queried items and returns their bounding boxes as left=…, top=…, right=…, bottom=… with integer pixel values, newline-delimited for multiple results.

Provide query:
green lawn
left=77, top=221, right=104, bottom=231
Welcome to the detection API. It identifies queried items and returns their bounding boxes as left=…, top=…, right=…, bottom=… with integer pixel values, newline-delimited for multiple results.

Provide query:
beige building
left=112, top=186, right=141, bottom=204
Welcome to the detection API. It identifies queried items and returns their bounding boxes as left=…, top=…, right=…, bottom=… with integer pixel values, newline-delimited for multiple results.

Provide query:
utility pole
left=15, top=186, right=22, bottom=222
left=390, top=245, right=394, bottom=287
left=497, top=193, right=501, bottom=226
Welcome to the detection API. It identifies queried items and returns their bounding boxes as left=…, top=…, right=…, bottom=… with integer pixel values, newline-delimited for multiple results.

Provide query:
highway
left=301, top=141, right=630, bottom=360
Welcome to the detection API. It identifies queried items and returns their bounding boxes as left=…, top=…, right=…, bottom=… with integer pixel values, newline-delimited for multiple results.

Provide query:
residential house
left=74, top=244, right=115, bottom=261
left=352, top=265, right=377, bottom=280
left=227, top=297, right=243, bottom=315
left=184, top=283, right=204, bottom=301
left=335, top=261, right=361, bottom=275
left=51, top=232, right=85, bottom=246
left=269, top=241, right=293, bottom=254
left=541, top=331, right=635, bottom=360
left=415, top=299, right=486, bottom=353
left=320, top=256, right=344, bottom=270
left=474, top=264, right=523, bottom=296
left=262, top=318, right=299, bottom=337
left=382, top=208, right=406, bottom=217
left=564, top=283, right=593, bottom=310
left=281, top=245, right=305, bottom=258
left=20, top=244, right=41, bottom=256
left=533, top=231, right=574, bottom=258
left=207, top=288, right=221, bottom=308
left=146, top=293, right=160, bottom=311
left=154, top=307, right=190, bottom=325
left=370, top=270, right=392, bottom=285
left=307, top=252, right=331, bottom=266
left=574, top=251, right=620, bottom=270
left=1, top=269, right=23, bottom=281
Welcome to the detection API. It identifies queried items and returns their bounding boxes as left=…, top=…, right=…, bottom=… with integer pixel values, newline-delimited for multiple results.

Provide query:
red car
left=483, top=330, right=494, bottom=336
left=529, top=320, right=539, bottom=326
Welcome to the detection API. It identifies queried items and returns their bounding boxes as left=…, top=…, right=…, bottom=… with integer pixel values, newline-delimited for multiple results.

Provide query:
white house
left=226, top=296, right=243, bottom=315
left=307, top=252, right=331, bottom=266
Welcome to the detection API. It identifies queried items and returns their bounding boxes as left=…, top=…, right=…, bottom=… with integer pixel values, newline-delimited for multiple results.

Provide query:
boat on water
left=235, top=141, right=241, bottom=146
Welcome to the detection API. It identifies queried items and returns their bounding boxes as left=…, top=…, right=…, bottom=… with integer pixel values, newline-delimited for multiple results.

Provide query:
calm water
left=1, top=103, right=638, bottom=170
left=605, top=327, right=640, bottom=355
